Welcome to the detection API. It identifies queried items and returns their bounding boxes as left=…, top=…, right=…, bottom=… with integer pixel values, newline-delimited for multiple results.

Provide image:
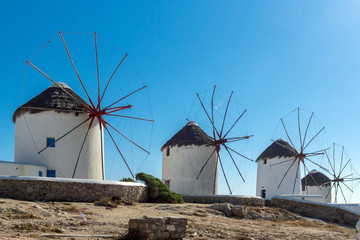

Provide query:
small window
left=263, top=158, right=267, bottom=164
left=165, top=180, right=170, bottom=188
left=38, top=171, right=43, bottom=177
left=261, top=189, right=266, bottom=198
left=47, top=138, right=55, bottom=148
left=47, top=170, right=56, bottom=178
left=166, top=147, right=170, bottom=156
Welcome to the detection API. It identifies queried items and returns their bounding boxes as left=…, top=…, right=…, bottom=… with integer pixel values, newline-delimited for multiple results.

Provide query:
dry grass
left=7, top=212, right=39, bottom=219
left=13, top=223, right=38, bottom=231
left=62, top=205, right=91, bottom=214
left=94, top=197, right=120, bottom=208
left=40, top=225, right=63, bottom=233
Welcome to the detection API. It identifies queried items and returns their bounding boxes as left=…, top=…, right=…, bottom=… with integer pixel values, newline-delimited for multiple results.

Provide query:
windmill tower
left=161, top=121, right=218, bottom=195
left=256, top=139, right=301, bottom=199
left=13, top=82, right=104, bottom=179
left=16, top=31, right=154, bottom=181
left=302, top=170, right=331, bottom=203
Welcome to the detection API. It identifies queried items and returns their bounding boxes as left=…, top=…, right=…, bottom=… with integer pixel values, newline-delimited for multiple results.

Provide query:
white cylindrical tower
left=256, top=139, right=301, bottom=200
left=13, top=82, right=104, bottom=180
left=161, top=121, right=218, bottom=195
left=302, top=170, right=331, bottom=203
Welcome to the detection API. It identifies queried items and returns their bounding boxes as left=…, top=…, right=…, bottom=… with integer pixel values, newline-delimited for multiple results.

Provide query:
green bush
left=120, top=177, right=136, bottom=183
left=136, top=172, right=184, bottom=204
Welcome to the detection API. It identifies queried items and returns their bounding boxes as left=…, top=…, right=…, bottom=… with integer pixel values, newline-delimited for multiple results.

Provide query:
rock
left=232, top=205, right=247, bottom=218
left=166, top=224, right=176, bottom=231
left=194, top=210, right=208, bottom=217
left=129, top=217, right=187, bottom=239
left=209, top=203, right=233, bottom=217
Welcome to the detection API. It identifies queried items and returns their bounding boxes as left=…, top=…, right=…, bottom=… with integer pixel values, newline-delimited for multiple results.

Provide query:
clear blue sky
left=0, top=1, right=359, bottom=202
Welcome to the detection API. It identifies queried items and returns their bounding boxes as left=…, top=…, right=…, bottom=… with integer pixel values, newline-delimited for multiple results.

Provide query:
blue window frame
left=47, top=170, right=56, bottom=178
left=47, top=138, right=56, bottom=148
left=38, top=171, right=43, bottom=177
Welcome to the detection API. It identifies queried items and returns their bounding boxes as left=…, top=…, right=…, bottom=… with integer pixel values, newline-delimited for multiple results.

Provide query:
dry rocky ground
left=0, top=197, right=357, bottom=240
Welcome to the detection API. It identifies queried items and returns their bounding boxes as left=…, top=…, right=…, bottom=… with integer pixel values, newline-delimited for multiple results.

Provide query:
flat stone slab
left=129, top=216, right=187, bottom=239
left=183, top=195, right=264, bottom=206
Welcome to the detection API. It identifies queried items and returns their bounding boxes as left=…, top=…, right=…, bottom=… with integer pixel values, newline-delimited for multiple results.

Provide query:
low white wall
left=0, top=161, right=46, bottom=177
left=334, top=203, right=360, bottom=215
left=279, top=194, right=326, bottom=203
left=272, top=196, right=360, bottom=226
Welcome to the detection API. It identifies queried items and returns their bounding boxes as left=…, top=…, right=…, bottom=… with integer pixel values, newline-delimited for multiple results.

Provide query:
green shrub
left=136, top=172, right=184, bottom=204
left=120, top=178, right=136, bottom=183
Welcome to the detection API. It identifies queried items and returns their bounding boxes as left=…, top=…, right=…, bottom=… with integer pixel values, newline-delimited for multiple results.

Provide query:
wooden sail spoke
left=106, top=114, right=154, bottom=122
left=196, top=147, right=217, bottom=180
left=218, top=154, right=232, bottom=194
left=223, top=110, right=246, bottom=139
left=196, top=93, right=221, bottom=138
left=99, top=53, right=128, bottom=104
left=59, top=31, right=95, bottom=109
left=269, top=157, right=297, bottom=167
left=104, top=125, right=134, bottom=178
left=104, top=85, right=147, bottom=110
left=280, top=118, right=297, bottom=151
left=106, top=121, right=150, bottom=154
left=277, top=160, right=297, bottom=189
left=223, top=145, right=245, bottom=182
left=38, top=117, right=91, bottom=154
left=304, top=157, right=330, bottom=174
left=220, top=91, right=233, bottom=137
left=226, top=146, right=253, bottom=162
left=72, top=127, right=91, bottom=178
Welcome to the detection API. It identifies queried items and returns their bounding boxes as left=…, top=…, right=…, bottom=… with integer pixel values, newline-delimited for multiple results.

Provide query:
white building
left=161, top=121, right=218, bottom=195
left=0, top=160, right=47, bottom=177
left=2, top=82, right=104, bottom=179
left=256, top=139, right=301, bottom=199
left=302, top=170, right=331, bottom=203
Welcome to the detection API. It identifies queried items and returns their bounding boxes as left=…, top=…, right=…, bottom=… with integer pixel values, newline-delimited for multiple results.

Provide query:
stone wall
left=129, top=216, right=187, bottom=239
left=271, top=197, right=360, bottom=226
left=183, top=195, right=264, bottom=206
left=0, top=176, right=147, bottom=202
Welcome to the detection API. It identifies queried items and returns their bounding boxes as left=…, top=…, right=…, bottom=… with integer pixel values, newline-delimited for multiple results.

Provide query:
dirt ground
left=0, top=198, right=357, bottom=240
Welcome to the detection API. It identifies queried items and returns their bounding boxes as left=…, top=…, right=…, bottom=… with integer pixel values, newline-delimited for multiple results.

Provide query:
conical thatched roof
left=161, top=121, right=213, bottom=151
left=301, top=170, right=331, bottom=189
left=256, top=139, right=296, bottom=161
left=13, top=82, right=90, bottom=122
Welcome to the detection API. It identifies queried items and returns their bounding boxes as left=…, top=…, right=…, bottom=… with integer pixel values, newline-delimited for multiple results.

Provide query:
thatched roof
left=13, top=82, right=90, bottom=122
left=301, top=170, right=331, bottom=189
left=161, top=121, right=213, bottom=151
left=256, top=139, right=296, bottom=161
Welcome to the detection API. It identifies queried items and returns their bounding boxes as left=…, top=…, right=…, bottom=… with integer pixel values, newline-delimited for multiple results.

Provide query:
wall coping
left=0, top=175, right=145, bottom=187
left=183, top=194, right=261, bottom=199
left=273, top=195, right=360, bottom=216
left=0, top=160, right=46, bottom=168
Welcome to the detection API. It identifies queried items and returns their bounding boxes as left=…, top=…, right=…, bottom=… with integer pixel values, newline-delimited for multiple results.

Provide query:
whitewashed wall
left=162, top=144, right=218, bottom=195
left=14, top=111, right=104, bottom=179
left=302, top=185, right=331, bottom=203
left=256, top=156, right=301, bottom=200
left=0, top=161, right=47, bottom=177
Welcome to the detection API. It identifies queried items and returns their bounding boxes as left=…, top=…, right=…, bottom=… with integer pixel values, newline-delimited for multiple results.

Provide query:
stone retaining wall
left=129, top=217, right=187, bottom=239
left=0, top=176, right=147, bottom=202
left=183, top=195, right=264, bottom=206
left=271, top=197, right=360, bottom=226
